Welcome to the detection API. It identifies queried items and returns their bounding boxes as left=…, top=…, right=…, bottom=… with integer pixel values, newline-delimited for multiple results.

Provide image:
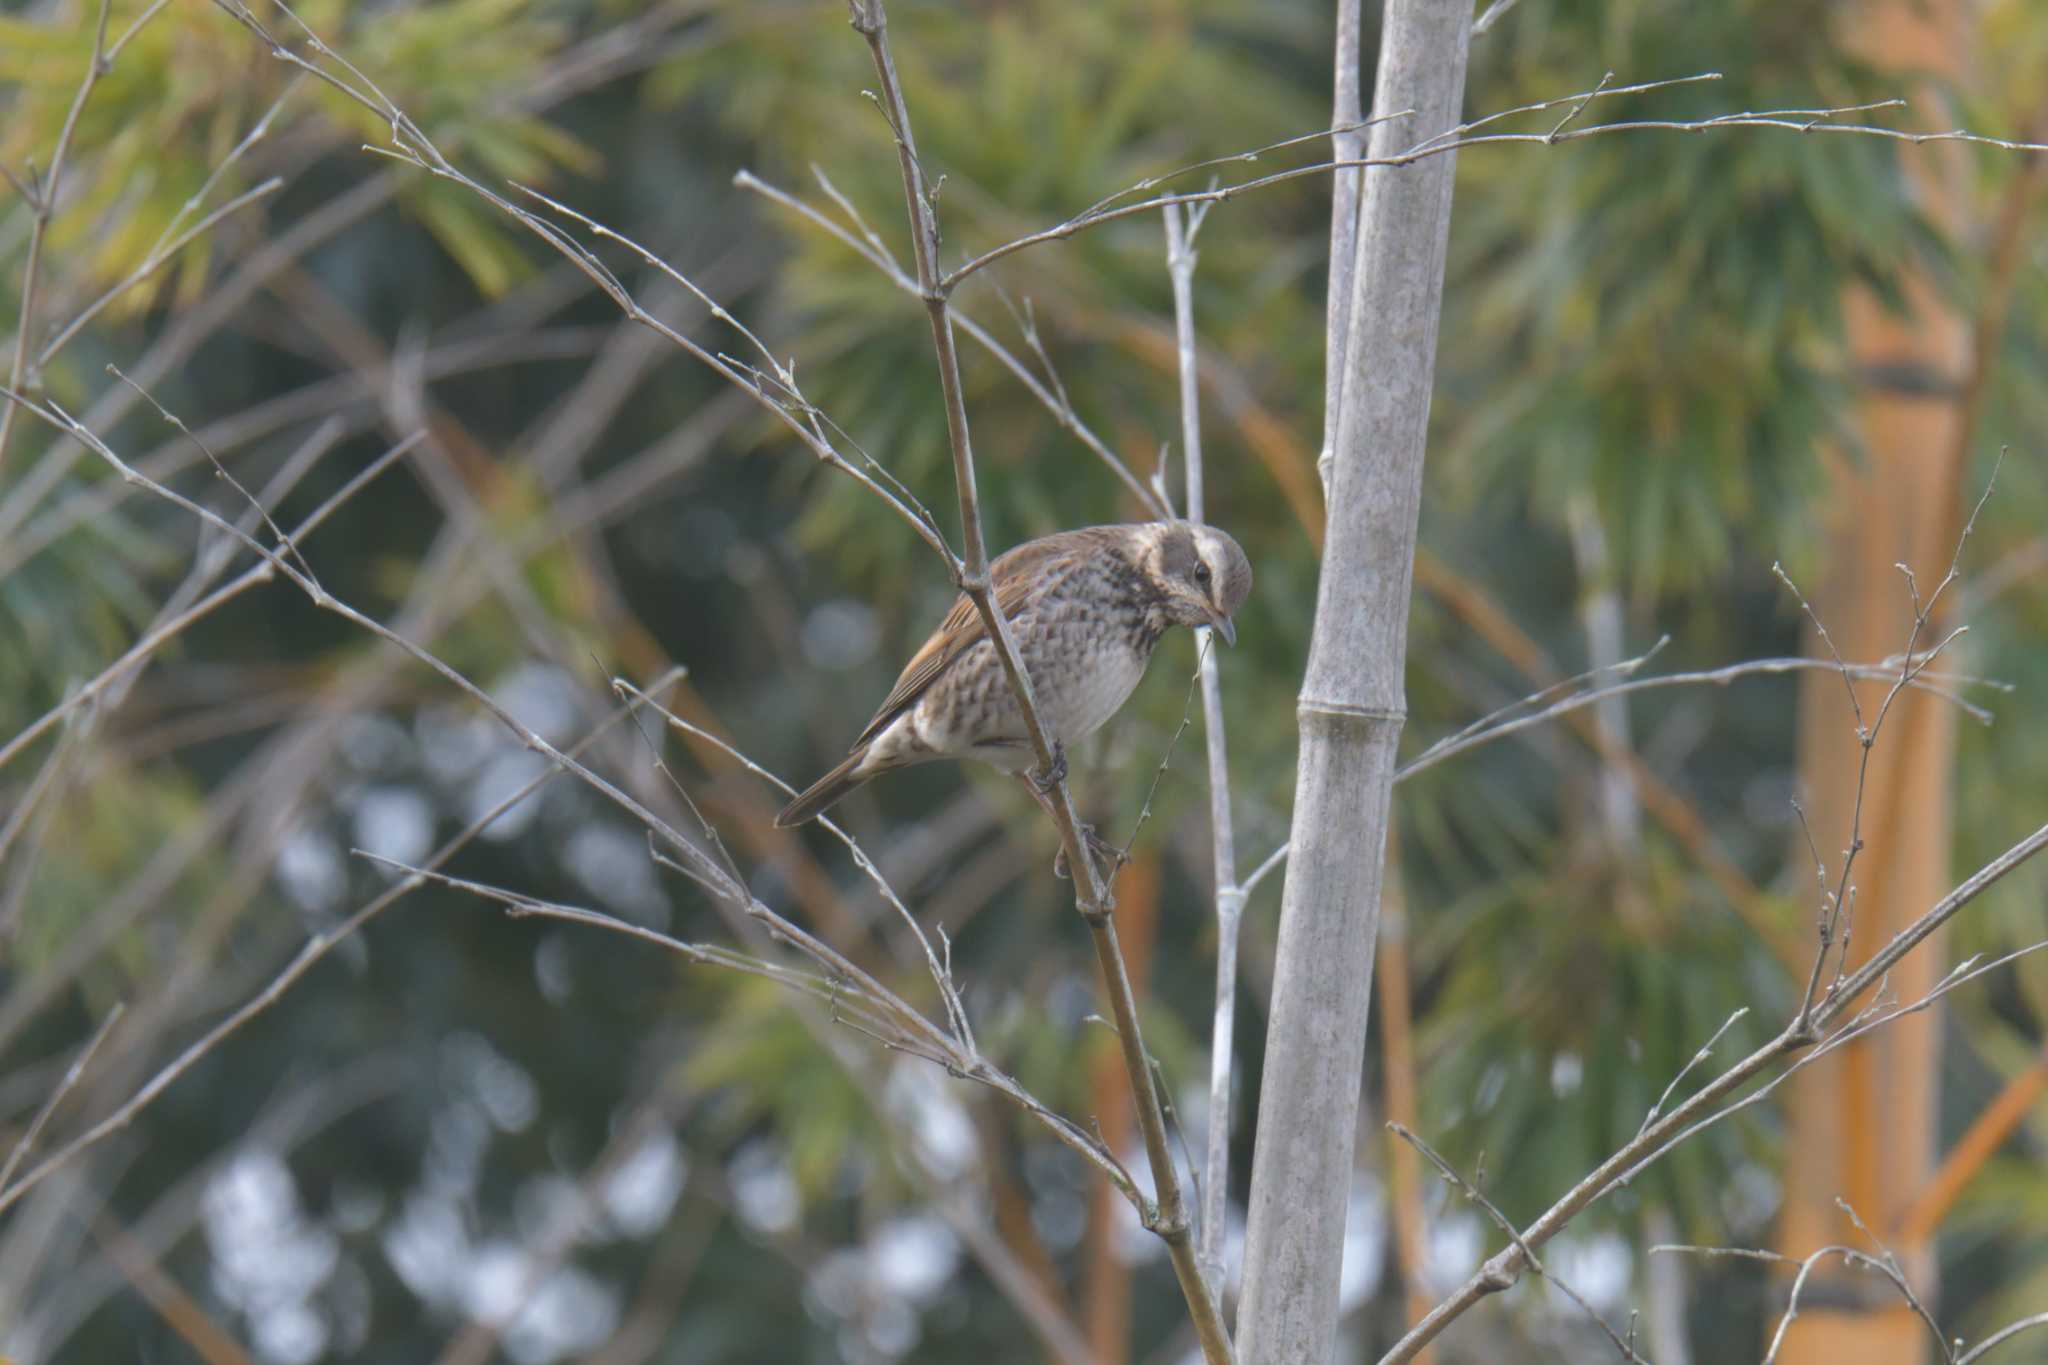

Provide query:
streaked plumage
left=776, top=522, right=1253, bottom=829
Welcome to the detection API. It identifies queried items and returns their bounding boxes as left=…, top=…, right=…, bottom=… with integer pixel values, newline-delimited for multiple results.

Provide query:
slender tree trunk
left=1772, top=3, right=1971, bottom=1358
left=1235, top=3, right=1471, bottom=1360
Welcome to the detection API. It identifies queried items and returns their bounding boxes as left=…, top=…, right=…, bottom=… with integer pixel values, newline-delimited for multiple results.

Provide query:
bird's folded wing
left=853, top=533, right=1093, bottom=747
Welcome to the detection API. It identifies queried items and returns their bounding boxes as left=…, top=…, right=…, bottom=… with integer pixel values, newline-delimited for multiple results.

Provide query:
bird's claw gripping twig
left=1031, top=741, right=1069, bottom=794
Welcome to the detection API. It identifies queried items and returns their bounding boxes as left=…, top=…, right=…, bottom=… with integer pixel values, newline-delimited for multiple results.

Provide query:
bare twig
left=1389, top=483, right=2029, bottom=1355
left=940, top=78, right=2048, bottom=288
left=1075, top=112, right=1412, bottom=228
left=0, top=0, right=115, bottom=477
left=1113, top=645, right=1205, bottom=866
left=1958, top=1312, right=2048, bottom=1365
left=1638, top=1009, right=1749, bottom=1139
left=1471, top=0, right=1522, bottom=35
left=0, top=416, right=342, bottom=955
left=734, top=168, right=1167, bottom=516
left=0, top=1005, right=125, bottom=1194
left=1412, top=648, right=1994, bottom=781
left=1651, top=1239, right=1957, bottom=1365
left=1378, top=820, right=2048, bottom=1364
left=207, top=0, right=955, bottom=566
left=0, top=675, right=680, bottom=1219
left=1617, top=936, right=2048, bottom=1200
left=842, top=5, right=1227, bottom=1356
left=1832, top=1198, right=1951, bottom=1364
left=1239, top=840, right=1290, bottom=901
left=1389, top=1123, right=1650, bottom=1365
left=1759, top=1242, right=1941, bottom=1365
left=614, top=678, right=975, bottom=1055
left=110, top=365, right=321, bottom=587
left=0, top=6, right=681, bottom=548
left=0, top=384, right=747, bottom=1051
left=0, top=173, right=406, bottom=555
left=370, top=853, right=1134, bottom=1202
left=1317, top=0, right=1366, bottom=496
left=33, top=70, right=301, bottom=369
left=1223, top=643, right=2002, bottom=895
left=1646, top=1244, right=2048, bottom=1358
left=1163, top=200, right=1243, bottom=1293
left=0, top=431, right=424, bottom=776
left=1781, top=451, right=1999, bottom=1028
left=37, top=182, right=286, bottom=368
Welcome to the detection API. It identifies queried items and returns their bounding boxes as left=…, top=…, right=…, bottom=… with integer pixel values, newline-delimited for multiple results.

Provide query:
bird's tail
left=775, top=750, right=871, bottom=828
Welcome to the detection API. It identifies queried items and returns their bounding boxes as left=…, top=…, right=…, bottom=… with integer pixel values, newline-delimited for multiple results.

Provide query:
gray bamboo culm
left=1234, top=2, right=1473, bottom=1362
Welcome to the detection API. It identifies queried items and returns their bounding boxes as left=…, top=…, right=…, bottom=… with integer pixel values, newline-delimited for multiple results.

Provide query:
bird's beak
left=1207, top=611, right=1236, bottom=647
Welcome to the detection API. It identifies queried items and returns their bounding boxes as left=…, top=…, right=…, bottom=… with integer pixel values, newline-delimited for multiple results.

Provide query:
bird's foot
left=1031, top=742, right=1069, bottom=795
left=1053, top=822, right=1129, bottom=881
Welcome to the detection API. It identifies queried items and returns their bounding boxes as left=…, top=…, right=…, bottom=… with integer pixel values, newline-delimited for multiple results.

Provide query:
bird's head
left=1143, top=523, right=1253, bottom=646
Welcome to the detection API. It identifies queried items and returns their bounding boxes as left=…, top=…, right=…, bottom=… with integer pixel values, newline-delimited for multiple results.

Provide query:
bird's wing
left=852, top=529, right=1103, bottom=748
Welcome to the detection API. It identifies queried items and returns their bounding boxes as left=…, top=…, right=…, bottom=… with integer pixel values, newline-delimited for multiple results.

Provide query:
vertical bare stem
left=845, top=5, right=1228, bottom=1359
left=1236, top=2, right=1472, bottom=1361
left=1316, top=0, right=1366, bottom=497
left=1164, top=203, right=1242, bottom=1294
left=1566, top=495, right=1642, bottom=844
left=0, top=0, right=113, bottom=476
left=1567, top=495, right=1694, bottom=1362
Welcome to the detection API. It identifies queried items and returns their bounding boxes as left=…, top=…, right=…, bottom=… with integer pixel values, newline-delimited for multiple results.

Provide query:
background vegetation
left=2, top=0, right=2044, bottom=1361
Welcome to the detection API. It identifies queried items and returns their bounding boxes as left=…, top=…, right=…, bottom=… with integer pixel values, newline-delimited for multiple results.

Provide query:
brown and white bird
left=775, top=522, right=1252, bottom=831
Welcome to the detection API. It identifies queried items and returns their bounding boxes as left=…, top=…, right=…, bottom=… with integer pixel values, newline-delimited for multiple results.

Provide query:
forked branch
left=845, top=3, right=1228, bottom=1356
left=1381, top=484, right=2043, bottom=1362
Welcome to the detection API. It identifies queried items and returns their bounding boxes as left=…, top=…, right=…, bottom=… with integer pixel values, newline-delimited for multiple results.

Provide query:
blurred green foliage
left=3, top=0, right=2046, bottom=1361
left=0, top=0, right=592, bottom=299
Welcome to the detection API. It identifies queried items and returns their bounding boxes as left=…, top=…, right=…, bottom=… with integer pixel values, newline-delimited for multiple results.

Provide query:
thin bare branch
left=738, top=167, right=1167, bottom=516
left=1389, top=1123, right=1649, bottom=1365
left=1471, top=0, right=1522, bottom=35
left=1958, top=1312, right=2048, bottom=1365
left=0, top=431, right=424, bottom=776
left=0, top=7, right=676, bottom=546
left=1761, top=1241, right=1945, bottom=1365
left=208, top=0, right=956, bottom=567
left=1637, top=1008, right=1748, bottom=1139
left=1378, top=820, right=2048, bottom=1364
left=1163, top=201, right=1243, bottom=1292
left=0, top=0, right=117, bottom=476
left=0, top=1004, right=125, bottom=1194
left=613, top=678, right=975, bottom=1055
left=1615, top=936, right=2048, bottom=1199
left=941, top=80, right=2048, bottom=288
left=844, top=3, right=1226, bottom=1356
left=0, top=676, right=679, bottom=1219
left=1221, top=643, right=2002, bottom=896
left=1786, top=452, right=1999, bottom=1027
left=36, top=72, right=300, bottom=367
left=0, top=172, right=406, bottom=555
left=1833, top=1198, right=1952, bottom=1365
left=1317, top=0, right=1366, bottom=496
left=0, top=416, right=342, bottom=955
left=360, top=851, right=1135, bottom=1204
left=36, top=180, right=285, bottom=368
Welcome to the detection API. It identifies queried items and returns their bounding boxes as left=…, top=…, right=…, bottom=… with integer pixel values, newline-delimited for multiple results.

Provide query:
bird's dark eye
left=1194, top=562, right=1212, bottom=585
